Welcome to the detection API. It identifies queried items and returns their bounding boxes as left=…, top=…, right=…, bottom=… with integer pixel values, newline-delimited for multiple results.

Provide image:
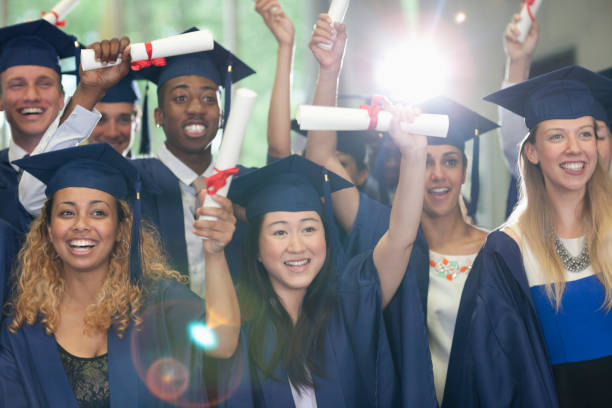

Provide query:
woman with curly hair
left=0, top=143, right=240, bottom=407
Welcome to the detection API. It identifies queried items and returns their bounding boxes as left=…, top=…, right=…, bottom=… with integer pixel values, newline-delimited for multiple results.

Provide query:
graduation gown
left=225, top=251, right=400, bottom=408
left=0, top=149, right=32, bottom=235
left=0, top=220, right=19, bottom=316
left=344, top=193, right=438, bottom=407
left=442, top=230, right=559, bottom=408
left=0, top=278, right=212, bottom=407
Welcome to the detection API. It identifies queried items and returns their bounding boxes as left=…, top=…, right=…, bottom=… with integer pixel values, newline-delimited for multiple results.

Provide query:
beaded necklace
left=429, top=254, right=473, bottom=281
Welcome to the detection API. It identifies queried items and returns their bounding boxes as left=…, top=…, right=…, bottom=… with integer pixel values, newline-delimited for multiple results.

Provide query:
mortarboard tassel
left=467, top=129, right=480, bottom=219
left=139, top=83, right=151, bottom=155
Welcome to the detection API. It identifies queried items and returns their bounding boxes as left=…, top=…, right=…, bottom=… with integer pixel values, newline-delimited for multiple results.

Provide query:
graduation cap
left=484, top=65, right=612, bottom=130
left=99, top=74, right=151, bottom=156
left=372, top=96, right=498, bottom=217
left=229, top=155, right=353, bottom=268
left=0, top=19, right=79, bottom=74
left=418, top=96, right=498, bottom=218
left=14, top=143, right=145, bottom=284
left=135, top=27, right=255, bottom=125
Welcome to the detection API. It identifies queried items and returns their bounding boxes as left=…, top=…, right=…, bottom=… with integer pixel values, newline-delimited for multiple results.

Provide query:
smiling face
left=423, top=144, right=466, bottom=218
left=524, top=116, right=598, bottom=195
left=257, top=211, right=327, bottom=298
left=48, top=187, right=119, bottom=277
left=89, top=102, right=136, bottom=155
left=154, top=75, right=220, bottom=160
left=0, top=65, right=65, bottom=146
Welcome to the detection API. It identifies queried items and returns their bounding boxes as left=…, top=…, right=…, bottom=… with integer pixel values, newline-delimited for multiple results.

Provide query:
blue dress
left=0, top=279, right=213, bottom=407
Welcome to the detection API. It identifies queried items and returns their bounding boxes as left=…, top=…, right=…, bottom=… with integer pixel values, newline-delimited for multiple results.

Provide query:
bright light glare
left=455, top=11, right=467, bottom=24
left=375, top=40, right=448, bottom=103
left=188, top=322, right=217, bottom=349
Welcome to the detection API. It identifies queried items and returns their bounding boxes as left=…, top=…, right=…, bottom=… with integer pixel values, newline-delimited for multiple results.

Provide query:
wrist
left=277, top=43, right=294, bottom=57
left=72, top=84, right=106, bottom=111
left=505, top=57, right=532, bottom=83
left=318, top=68, right=341, bottom=82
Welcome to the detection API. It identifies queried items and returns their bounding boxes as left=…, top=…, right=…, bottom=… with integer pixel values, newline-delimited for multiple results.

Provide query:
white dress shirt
left=157, top=143, right=214, bottom=299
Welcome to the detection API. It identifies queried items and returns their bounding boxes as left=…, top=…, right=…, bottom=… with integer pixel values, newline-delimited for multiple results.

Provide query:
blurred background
left=1, top=0, right=611, bottom=228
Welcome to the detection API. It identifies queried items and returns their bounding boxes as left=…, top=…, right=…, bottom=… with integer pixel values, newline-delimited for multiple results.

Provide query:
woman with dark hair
left=444, top=66, right=612, bottom=407
left=219, top=104, right=434, bottom=407
left=0, top=143, right=240, bottom=407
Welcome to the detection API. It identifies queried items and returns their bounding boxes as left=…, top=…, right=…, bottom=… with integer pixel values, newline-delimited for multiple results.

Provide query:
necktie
left=192, top=176, right=208, bottom=217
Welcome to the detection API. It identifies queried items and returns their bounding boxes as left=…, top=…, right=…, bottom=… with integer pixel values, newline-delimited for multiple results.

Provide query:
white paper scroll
left=200, top=88, right=258, bottom=222
left=41, top=0, right=80, bottom=25
left=516, top=0, right=543, bottom=43
left=318, top=0, right=350, bottom=50
left=295, top=105, right=449, bottom=138
left=81, top=30, right=214, bottom=71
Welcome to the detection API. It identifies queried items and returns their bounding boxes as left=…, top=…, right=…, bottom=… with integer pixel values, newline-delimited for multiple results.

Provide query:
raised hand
left=504, top=13, right=539, bottom=63
left=193, top=194, right=237, bottom=255
left=383, top=100, right=428, bottom=156
left=255, top=0, right=295, bottom=47
left=309, top=14, right=347, bottom=74
left=79, top=37, right=131, bottom=95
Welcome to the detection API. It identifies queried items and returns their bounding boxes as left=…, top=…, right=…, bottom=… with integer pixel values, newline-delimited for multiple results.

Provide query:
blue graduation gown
left=0, top=279, right=211, bottom=407
left=0, top=149, right=33, bottom=235
left=132, top=159, right=190, bottom=276
left=0, top=219, right=19, bottom=315
left=133, top=158, right=246, bottom=281
left=345, top=193, right=437, bottom=407
left=225, top=251, right=400, bottom=408
left=443, top=231, right=559, bottom=408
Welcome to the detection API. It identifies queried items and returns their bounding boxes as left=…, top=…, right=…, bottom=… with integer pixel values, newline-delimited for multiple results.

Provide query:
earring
left=155, top=122, right=161, bottom=128
left=218, top=115, right=224, bottom=129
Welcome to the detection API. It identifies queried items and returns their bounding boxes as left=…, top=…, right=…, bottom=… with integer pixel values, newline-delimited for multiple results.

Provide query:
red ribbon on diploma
left=522, top=0, right=536, bottom=22
left=205, top=167, right=240, bottom=195
left=131, top=42, right=167, bottom=71
left=360, top=95, right=386, bottom=131
left=41, top=11, right=66, bottom=27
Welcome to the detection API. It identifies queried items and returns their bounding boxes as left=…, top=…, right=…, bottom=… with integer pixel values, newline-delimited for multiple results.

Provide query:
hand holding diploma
left=81, top=30, right=214, bottom=71
left=515, top=0, right=542, bottom=43
left=41, top=0, right=79, bottom=26
left=309, top=14, right=347, bottom=75
left=198, top=88, right=258, bottom=225
left=319, top=0, right=350, bottom=50
left=296, top=104, right=449, bottom=138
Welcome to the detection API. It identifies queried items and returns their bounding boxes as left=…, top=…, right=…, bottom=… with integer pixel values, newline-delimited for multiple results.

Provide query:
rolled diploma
left=296, top=105, right=449, bottom=138
left=318, top=0, right=350, bottom=50
left=81, top=30, right=214, bottom=71
left=41, top=0, right=80, bottom=24
left=516, top=0, right=543, bottom=43
left=200, top=88, right=258, bottom=222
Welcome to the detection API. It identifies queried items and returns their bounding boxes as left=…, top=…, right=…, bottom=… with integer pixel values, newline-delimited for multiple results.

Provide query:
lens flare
left=375, top=40, right=448, bottom=103
left=188, top=322, right=218, bottom=349
left=145, top=357, right=190, bottom=402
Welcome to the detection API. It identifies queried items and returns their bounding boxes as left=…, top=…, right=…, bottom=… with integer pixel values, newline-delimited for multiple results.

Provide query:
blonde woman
left=0, top=143, right=240, bottom=407
left=444, top=66, right=612, bottom=408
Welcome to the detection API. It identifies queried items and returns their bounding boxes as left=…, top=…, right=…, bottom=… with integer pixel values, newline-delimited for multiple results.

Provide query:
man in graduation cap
left=87, top=75, right=145, bottom=157
left=133, top=28, right=254, bottom=298
left=0, top=19, right=80, bottom=233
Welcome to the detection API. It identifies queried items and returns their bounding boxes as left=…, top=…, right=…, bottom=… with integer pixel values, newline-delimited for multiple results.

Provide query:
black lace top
left=58, top=344, right=110, bottom=408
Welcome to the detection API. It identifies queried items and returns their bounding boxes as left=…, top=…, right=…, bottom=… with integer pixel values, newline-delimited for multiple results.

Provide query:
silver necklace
left=553, top=236, right=590, bottom=273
